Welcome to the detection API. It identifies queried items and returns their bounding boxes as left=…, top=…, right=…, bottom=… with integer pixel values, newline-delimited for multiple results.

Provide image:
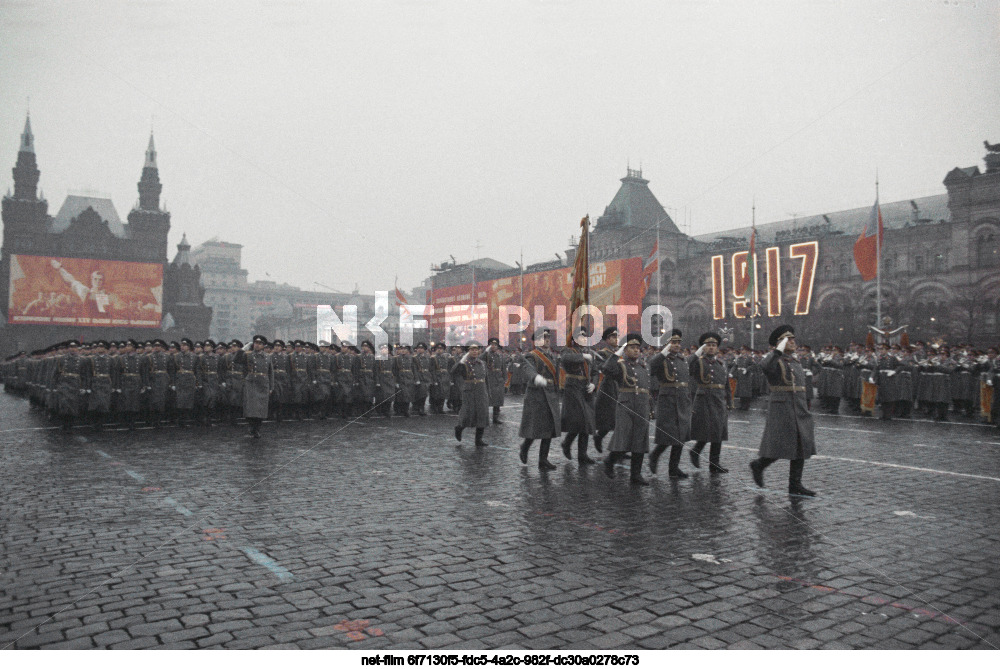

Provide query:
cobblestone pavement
left=1, top=393, right=999, bottom=650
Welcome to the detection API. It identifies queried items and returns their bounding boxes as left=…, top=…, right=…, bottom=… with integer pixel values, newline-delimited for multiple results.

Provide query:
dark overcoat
left=452, top=357, right=490, bottom=428
left=87, top=354, right=115, bottom=413
left=559, top=348, right=595, bottom=434
left=603, top=353, right=650, bottom=454
left=173, top=351, right=198, bottom=410
left=593, top=343, right=618, bottom=432
left=117, top=353, right=146, bottom=413
left=243, top=350, right=273, bottom=419
left=271, top=352, right=293, bottom=404
left=689, top=355, right=730, bottom=443
left=518, top=348, right=561, bottom=439
left=484, top=349, right=508, bottom=407
left=649, top=351, right=691, bottom=445
left=758, top=350, right=816, bottom=460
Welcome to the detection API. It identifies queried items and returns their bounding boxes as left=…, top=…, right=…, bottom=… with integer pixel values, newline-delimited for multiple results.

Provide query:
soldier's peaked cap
left=698, top=332, right=721, bottom=346
left=768, top=325, right=795, bottom=348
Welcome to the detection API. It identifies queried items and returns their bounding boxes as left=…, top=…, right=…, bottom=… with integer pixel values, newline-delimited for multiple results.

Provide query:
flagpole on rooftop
left=876, top=169, right=881, bottom=327
left=750, top=200, right=756, bottom=351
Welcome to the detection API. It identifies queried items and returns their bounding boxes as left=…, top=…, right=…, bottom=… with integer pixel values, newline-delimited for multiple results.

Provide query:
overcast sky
left=2, top=0, right=998, bottom=294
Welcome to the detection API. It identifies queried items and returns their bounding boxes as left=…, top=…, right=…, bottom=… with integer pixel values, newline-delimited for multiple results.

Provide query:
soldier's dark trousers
left=880, top=402, right=894, bottom=420
left=692, top=441, right=726, bottom=473
left=898, top=400, right=912, bottom=418
left=248, top=417, right=262, bottom=438
left=492, top=406, right=502, bottom=424
left=474, top=427, right=488, bottom=446
left=394, top=398, right=410, bottom=417
left=737, top=397, right=751, bottom=410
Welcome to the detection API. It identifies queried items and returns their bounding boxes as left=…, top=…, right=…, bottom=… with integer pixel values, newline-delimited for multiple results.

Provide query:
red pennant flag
left=853, top=198, right=884, bottom=281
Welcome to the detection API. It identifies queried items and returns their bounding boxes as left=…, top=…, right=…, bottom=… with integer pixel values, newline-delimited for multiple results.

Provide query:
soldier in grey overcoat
left=647, top=329, right=692, bottom=478
left=269, top=340, right=293, bottom=421
left=749, top=325, right=818, bottom=496
left=116, top=340, right=147, bottom=430
left=412, top=343, right=432, bottom=416
left=558, top=334, right=597, bottom=465
left=373, top=344, right=396, bottom=417
left=517, top=328, right=561, bottom=470
left=393, top=345, right=417, bottom=417
left=146, top=340, right=175, bottom=428
left=313, top=342, right=334, bottom=419
left=290, top=340, right=315, bottom=420
left=54, top=340, right=87, bottom=430
left=428, top=343, right=451, bottom=414
left=173, top=338, right=199, bottom=426
left=87, top=340, right=116, bottom=430
left=452, top=341, right=490, bottom=446
left=689, top=332, right=731, bottom=474
left=243, top=335, right=273, bottom=438
left=592, top=327, right=620, bottom=453
left=222, top=340, right=246, bottom=425
left=484, top=338, right=508, bottom=424
left=355, top=341, right=377, bottom=416
left=601, top=333, right=652, bottom=485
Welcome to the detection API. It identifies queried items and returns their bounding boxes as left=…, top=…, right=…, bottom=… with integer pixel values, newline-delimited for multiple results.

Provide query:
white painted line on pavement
left=398, top=430, right=430, bottom=437
left=815, top=426, right=881, bottom=434
left=0, top=425, right=61, bottom=432
left=239, top=546, right=294, bottom=582
left=725, top=444, right=1000, bottom=483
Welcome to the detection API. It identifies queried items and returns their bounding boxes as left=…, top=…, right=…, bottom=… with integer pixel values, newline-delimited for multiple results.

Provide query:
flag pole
left=750, top=201, right=755, bottom=351
left=656, top=220, right=661, bottom=309
left=876, top=170, right=881, bottom=327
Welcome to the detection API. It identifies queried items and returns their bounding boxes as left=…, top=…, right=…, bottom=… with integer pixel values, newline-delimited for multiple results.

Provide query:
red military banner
left=426, top=257, right=644, bottom=343
left=8, top=254, right=163, bottom=328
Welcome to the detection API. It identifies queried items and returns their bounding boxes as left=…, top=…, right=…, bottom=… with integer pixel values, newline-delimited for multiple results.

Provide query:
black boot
left=604, top=452, right=623, bottom=478
left=492, top=406, right=503, bottom=424
left=690, top=442, right=705, bottom=468
left=538, top=440, right=556, bottom=471
left=709, top=442, right=728, bottom=474
left=593, top=430, right=606, bottom=454
left=630, top=453, right=649, bottom=485
left=454, top=425, right=463, bottom=443
left=577, top=435, right=595, bottom=465
left=474, top=427, right=488, bottom=446
left=667, top=444, right=688, bottom=479
left=788, top=459, right=815, bottom=496
left=519, top=439, right=532, bottom=465
left=750, top=458, right=772, bottom=488
left=561, top=434, right=573, bottom=459
left=648, top=444, right=667, bottom=474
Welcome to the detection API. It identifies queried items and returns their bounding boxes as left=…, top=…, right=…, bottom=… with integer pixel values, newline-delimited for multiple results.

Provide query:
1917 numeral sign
left=711, top=241, right=818, bottom=319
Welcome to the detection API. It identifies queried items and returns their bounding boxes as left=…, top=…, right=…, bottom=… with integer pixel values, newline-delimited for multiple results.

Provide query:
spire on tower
left=20, top=114, right=34, bottom=154
left=144, top=133, right=157, bottom=169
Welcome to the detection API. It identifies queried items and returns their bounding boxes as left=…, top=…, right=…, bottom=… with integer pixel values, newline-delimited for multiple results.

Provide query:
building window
left=884, top=256, right=895, bottom=272
left=933, top=253, right=945, bottom=271
left=915, top=256, right=924, bottom=271
left=977, top=233, right=998, bottom=267
left=839, top=264, right=847, bottom=277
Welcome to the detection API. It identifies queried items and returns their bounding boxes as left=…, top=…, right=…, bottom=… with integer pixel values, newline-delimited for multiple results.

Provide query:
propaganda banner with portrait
left=7, top=254, right=163, bottom=328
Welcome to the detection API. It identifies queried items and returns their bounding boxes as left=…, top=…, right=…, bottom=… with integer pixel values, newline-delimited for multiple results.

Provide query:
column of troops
left=727, top=341, right=1000, bottom=423
left=0, top=335, right=520, bottom=437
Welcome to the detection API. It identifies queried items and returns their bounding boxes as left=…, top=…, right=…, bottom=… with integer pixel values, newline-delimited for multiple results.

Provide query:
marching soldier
left=146, top=339, right=175, bottom=428
left=452, top=341, right=490, bottom=446
left=222, top=340, right=246, bottom=425
left=731, top=347, right=756, bottom=411
left=816, top=346, right=844, bottom=414
left=54, top=340, right=87, bottom=431
left=517, top=328, right=561, bottom=471
left=290, top=340, right=315, bottom=420
left=428, top=343, right=451, bottom=414
left=116, top=340, right=146, bottom=430
left=484, top=337, right=508, bottom=424
left=270, top=340, right=293, bottom=421
left=393, top=344, right=417, bottom=417
left=173, top=338, right=199, bottom=427
left=355, top=341, right=376, bottom=417
left=749, top=325, right=818, bottom=496
left=447, top=345, right=464, bottom=414
left=87, top=340, right=116, bottom=431
left=333, top=342, right=358, bottom=419
left=689, top=332, right=731, bottom=474
left=874, top=343, right=900, bottom=420
left=313, top=342, right=335, bottom=419
left=244, top=335, right=273, bottom=438
left=412, top=342, right=432, bottom=416
left=592, top=327, right=620, bottom=453
left=197, top=341, right=223, bottom=426
left=559, top=330, right=597, bottom=465
left=601, top=333, right=653, bottom=485
left=648, top=329, right=692, bottom=478
left=373, top=343, right=396, bottom=417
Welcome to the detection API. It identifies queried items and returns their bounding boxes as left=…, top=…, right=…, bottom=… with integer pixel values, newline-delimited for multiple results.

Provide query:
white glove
left=533, top=374, right=547, bottom=387
left=987, top=379, right=993, bottom=386
left=660, top=344, right=670, bottom=355
left=695, top=344, right=707, bottom=357
left=615, top=343, right=627, bottom=357
left=741, top=369, right=748, bottom=375
left=805, top=371, right=813, bottom=377
left=582, top=353, right=593, bottom=362
left=460, top=352, right=470, bottom=364
left=586, top=383, right=595, bottom=394
left=886, top=370, right=896, bottom=377
left=776, top=338, right=789, bottom=353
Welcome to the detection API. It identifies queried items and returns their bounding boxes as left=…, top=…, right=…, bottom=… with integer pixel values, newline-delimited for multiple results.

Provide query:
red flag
left=641, top=239, right=659, bottom=295
left=568, top=216, right=590, bottom=345
left=853, top=198, right=884, bottom=281
left=394, top=282, right=411, bottom=318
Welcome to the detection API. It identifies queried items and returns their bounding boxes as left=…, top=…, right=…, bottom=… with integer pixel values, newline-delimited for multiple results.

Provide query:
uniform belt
left=770, top=385, right=806, bottom=392
left=619, top=387, right=648, bottom=394
left=659, top=382, right=688, bottom=388
left=61, top=373, right=79, bottom=377
left=123, top=373, right=139, bottom=377
left=467, top=379, right=485, bottom=384
left=698, top=383, right=724, bottom=389
left=154, top=370, right=168, bottom=375
left=274, top=370, right=287, bottom=374
left=203, top=371, right=217, bottom=375
left=94, top=374, right=109, bottom=378
left=250, top=372, right=267, bottom=377
left=178, top=370, right=194, bottom=374
left=822, top=366, right=839, bottom=370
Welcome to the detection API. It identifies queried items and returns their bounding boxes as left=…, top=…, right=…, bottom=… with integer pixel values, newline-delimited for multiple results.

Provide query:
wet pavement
left=1, top=392, right=998, bottom=650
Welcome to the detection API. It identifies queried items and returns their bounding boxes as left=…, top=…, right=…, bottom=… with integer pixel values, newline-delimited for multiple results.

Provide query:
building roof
left=50, top=194, right=126, bottom=237
left=596, top=168, right=680, bottom=234
left=692, top=193, right=950, bottom=249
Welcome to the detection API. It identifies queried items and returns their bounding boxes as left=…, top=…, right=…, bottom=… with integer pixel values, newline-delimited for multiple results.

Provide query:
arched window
left=977, top=233, right=998, bottom=267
